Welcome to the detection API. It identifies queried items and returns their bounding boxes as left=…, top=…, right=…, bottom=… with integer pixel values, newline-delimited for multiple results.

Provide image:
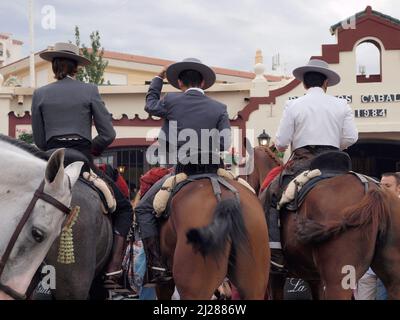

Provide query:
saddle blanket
left=153, top=168, right=255, bottom=217
left=278, top=169, right=321, bottom=210
left=83, top=170, right=116, bottom=214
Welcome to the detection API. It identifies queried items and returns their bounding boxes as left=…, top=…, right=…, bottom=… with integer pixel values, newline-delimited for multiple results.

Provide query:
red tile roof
left=102, top=50, right=285, bottom=82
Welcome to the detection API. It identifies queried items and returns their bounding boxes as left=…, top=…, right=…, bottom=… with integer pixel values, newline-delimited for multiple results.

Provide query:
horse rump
left=186, top=198, right=249, bottom=259
left=296, top=188, right=391, bottom=245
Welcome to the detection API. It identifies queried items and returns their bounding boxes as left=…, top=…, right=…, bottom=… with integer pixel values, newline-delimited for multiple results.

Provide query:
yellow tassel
left=57, top=206, right=80, bottom=264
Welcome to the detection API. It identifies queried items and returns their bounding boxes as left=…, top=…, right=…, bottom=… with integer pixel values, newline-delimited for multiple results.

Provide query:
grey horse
left=0, top=135, right=115, bottom=300
left=45, top=179, right=114, bottom=299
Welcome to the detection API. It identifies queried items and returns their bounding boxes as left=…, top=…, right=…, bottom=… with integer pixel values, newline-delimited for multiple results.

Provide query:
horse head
left=0, top=148, right=83, bottom=299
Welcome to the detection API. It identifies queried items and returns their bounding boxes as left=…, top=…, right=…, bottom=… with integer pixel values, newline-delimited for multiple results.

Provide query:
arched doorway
left=347, top=139, right=400, bottom=178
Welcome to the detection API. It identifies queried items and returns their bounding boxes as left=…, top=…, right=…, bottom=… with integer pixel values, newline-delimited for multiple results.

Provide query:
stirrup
left=151, top=266, right=167, bottom=272
left=104, top=270, right=124, bottom=289
left=270, top=261, right=288, bottom=274
left=143, top=266, right=172, bottom=288
left=105, top=269, right=123, bottom=277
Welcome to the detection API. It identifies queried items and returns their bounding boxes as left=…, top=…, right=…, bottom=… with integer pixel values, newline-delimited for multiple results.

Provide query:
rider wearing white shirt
left=275, top=87, right=358, bottom=152
left=267, top=59, right=358, bottom=272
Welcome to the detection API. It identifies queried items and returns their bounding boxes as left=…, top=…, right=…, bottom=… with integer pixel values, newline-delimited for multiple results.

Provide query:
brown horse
left=249, top=146, right=400, bottom=300
left=242, top=146, right=282, bottom=195
left=155, top=177, right=270, bottom=300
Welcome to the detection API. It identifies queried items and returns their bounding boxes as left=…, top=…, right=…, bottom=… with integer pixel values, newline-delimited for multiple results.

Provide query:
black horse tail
left=296, top=188, right=391, bottom=245
left=186, top=198, right=249, bottom=259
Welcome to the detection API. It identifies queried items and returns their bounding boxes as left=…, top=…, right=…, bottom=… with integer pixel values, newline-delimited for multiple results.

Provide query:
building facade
left=1, top=5, right=399, bottom=193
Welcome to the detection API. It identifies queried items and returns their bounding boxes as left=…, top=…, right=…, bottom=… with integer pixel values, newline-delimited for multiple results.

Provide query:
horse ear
left=64, top=161, right=84, bottom=188
left=45, top=148, right=65, bottom=187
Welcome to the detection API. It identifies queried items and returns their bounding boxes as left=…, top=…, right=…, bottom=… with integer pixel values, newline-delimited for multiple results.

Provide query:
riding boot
left=142, top=236, right=172, bottom=287
left=267, top=206, right=287, bottom=274
left=104, top=234, right=126, bottom=288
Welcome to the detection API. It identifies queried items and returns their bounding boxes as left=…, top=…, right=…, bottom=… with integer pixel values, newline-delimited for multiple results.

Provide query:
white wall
left=103, top=72, right=128, bottom=85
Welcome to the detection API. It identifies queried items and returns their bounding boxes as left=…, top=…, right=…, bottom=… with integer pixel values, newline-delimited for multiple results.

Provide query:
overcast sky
left=1, top=0, right=398, bottom=75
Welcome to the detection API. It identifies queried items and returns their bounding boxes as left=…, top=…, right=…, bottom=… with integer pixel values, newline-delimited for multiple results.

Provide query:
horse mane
left=254, top=146, right=283, bottom=166
left=0, top=134, right=48, bottom=160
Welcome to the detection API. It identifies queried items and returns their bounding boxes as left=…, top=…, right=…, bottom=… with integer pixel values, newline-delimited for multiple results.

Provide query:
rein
left=0, top=180, right=72, bottom=300
left=258, top=146, right=283, bottom=167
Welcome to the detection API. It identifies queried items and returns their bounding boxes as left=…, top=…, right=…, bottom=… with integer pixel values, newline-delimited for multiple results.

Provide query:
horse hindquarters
left=371, top=194, right=400, bottom=300
left=168, top=183, right=237, bottom=299
left=294, top=183, right=389, bottom=299
left=230, top=191, right=270, bottom=300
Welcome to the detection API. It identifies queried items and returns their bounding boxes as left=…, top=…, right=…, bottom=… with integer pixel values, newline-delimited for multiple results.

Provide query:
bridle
left=0, top=180, right=72, bottom=300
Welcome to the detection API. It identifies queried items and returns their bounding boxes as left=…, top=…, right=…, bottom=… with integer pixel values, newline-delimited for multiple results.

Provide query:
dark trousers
left=46, top=138, right=93, bottom=162
left=135, top=174, right=171, bottom=240
left=283, top=145, right=339, bottom=178
left=109, top=182, right=133, bottom=237
left=265, top=145, right=339, bottom=246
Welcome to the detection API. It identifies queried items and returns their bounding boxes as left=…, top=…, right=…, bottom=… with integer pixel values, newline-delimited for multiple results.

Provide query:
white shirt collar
left=66, top=75, right=75, bottom=80
left=306, top=87, right=325, bottom=95
left=185, top=87, right=205, bottom=95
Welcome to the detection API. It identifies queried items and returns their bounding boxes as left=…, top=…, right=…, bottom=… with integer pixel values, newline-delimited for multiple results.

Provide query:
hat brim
left=166, top=61, right=216, bottom=90
left=293, top=65, right=340, bottom=87
left=40, top=51, right=91, bottom=66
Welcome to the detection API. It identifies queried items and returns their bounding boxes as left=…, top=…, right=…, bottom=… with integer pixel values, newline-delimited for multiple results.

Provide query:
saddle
left=152, top=152, right=255, bottom=218
left=44, top=148, right=116, bottom=214
left=280, top=151, right=353, bottom=211
left=44, top=148, right=91, bottom=173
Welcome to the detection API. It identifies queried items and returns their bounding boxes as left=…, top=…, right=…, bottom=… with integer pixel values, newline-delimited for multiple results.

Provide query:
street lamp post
left=257, top=129, right=271, bottom=147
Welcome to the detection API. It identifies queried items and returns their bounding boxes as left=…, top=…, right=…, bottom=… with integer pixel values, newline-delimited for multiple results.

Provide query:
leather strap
left=349, top=171, right=379, bottom=194
left=210, top=176, right=222, bottom=202
left=0, top=282, right=26, bottom=300
left=217, top=176, right=240, bottom=201
left=0, top=181, right=46, bottom=278
left=0, top=180, right=71, bottom=299
left=34, top=189, right=71, bottom=215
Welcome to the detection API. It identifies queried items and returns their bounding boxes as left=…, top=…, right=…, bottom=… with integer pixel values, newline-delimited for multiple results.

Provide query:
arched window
left=355, top=40, right=382, bottom=83
left=0, top=42, right=4, bottom=57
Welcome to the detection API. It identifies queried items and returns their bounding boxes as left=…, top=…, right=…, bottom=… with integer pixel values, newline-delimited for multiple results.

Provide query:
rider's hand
left=158, top=65, right=168, bottom=79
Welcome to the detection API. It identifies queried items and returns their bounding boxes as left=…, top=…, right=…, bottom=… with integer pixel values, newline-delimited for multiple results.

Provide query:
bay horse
left=248, top=145, right=400, bottom=300
left=0, top=135, right=82, bottom=300
left=155, top=175, right=270, bottom=300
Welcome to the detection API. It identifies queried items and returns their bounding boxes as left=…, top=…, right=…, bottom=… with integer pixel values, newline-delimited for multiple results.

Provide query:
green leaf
left=73, top=26, right=108, bottom=84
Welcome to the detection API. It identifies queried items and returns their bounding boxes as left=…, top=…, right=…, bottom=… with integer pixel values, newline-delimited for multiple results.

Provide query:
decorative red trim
left=357, top=74, right=382, bottom=83
left=8, top=111, right=31, bottom=137
left=109, top=138, right=155, bottom=148
left=240, top=7, right=400, bottom=121
left=238, top=79, right=301, bottom=121
left=313, top=8, right=400, bottom=64
left=8, top=111, right=247, bottom=152
left=112, top=114, right=162, bottom=127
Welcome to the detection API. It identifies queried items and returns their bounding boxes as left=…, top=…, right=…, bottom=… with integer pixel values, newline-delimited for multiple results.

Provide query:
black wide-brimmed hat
left=166, top=58, right=216, bottom=90
left=293, top=59, right=340, bottom=87
left=40, top=42, right=91, bottom=66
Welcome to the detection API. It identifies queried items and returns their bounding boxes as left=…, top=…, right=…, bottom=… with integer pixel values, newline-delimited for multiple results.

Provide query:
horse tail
left=296, top=188, right=391, bottom=245
left=186, top=198, right=249, bottom=258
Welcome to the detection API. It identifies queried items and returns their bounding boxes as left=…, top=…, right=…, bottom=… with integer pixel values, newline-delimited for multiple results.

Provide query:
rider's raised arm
left=275, top=100, right=295, bottom=152
left=340, top=104, right=358, bottom=150
left=31, top=89, right=47, bottom=150
left=90, top=85, right=116, bottom=156
left=145, top=76, right=169, bottom=118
